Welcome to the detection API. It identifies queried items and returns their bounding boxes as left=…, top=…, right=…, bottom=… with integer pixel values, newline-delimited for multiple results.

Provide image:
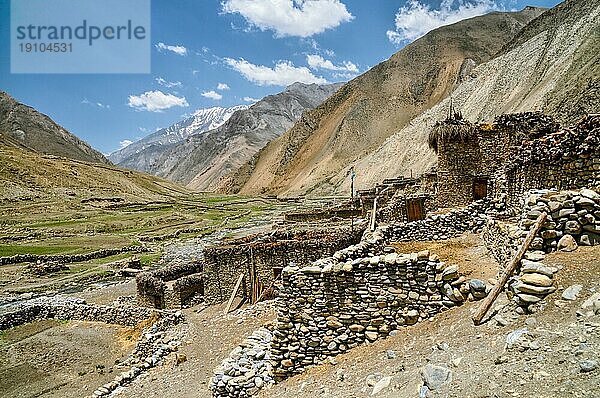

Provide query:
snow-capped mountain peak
left=108, top=104, right=248, bottom=163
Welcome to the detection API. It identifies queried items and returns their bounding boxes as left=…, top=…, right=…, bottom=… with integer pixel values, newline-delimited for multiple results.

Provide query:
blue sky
left=0, top=0, right=561, bottom=154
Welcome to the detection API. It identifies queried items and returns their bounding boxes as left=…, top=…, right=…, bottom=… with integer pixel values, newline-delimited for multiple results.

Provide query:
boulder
left=421, top=364, right=452, bottom=390
left=557, top=234, right=578, bottom=252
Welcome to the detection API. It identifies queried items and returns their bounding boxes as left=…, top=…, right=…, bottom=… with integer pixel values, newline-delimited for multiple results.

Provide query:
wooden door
left=473, top=178, right=488, bottom=200
left=406, top=198, right=425, bottom=221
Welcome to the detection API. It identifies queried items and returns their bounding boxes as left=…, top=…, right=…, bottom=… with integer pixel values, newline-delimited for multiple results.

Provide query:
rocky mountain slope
left=332, top=0, right=600, bottom=196
left=108, top=105, right=249, bottom=168
left=146, top=82, right=342, bottom=191
left=220, top=7, right=545, bottom=196
left=0, top=91, right=109, bottom=164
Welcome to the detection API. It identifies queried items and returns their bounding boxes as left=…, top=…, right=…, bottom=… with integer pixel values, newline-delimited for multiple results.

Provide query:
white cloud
left=82, top=98, right=110, bottom=109
left=156, top=77, right=183, bottom=88
left=225, top=58, right=327, bottom=86
left=201, top=90, right=223, bottom=100
left=128, top=91, right=189, bottom=112
left=243, top=96, right=259, bottom=103
left=387, top=0, right=500, bottom=44
left=222, top=0, right=354, bottom=38
left=306, top=54, right=358, bottom=73
left=119, top=140, right=133, bottom=149
left=217, top=83, right=230, bottom=90
left=155, top=42, right=188, bottom=56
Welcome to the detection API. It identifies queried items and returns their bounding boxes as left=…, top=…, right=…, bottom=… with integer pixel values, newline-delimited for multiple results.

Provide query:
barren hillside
left=0, top=92, right=109, bottom=164
left=0, top=145, right=190, bottom=204
left=220, top=7, right=545, bottom=196
left=331, top=0, right=600, bottom=196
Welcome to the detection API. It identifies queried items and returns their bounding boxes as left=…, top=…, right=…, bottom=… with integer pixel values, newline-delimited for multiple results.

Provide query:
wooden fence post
left=472, top=212, right=547, bottom=325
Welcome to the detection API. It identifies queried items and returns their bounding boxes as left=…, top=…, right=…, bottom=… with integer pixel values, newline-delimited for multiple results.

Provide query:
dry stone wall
left=520, top=188, right=600, bottom=251
left=482, top=218, right=523, bottom=266
left=0, top=245, right=148, bottom=266
left=505, top=114, right=600, bottom=212
left=136, top=261, right=203, bottom=309
left=0, top=295, right=156, bottom=330
left=203, top=227, right=364, bottom=305
left=483, top=188, right=600, bottom=287
left=270, top=239, right=485, bottom=379
left=284, top=207, right=361, bottom=222
left=383, top=200, right=488, bottom=242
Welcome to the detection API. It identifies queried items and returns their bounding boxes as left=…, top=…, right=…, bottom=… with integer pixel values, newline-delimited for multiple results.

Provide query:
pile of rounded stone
left=89, top=311, right=184, bottom=397
left=521, top=188, right=600, bottom=252
left=210, top=327, right=274, bottom=398
left=510, top=255, right=559, bottom=308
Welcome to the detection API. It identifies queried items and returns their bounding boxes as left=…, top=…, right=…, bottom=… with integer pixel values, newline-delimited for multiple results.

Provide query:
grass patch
left=139, top=252, right=161, bottom=266
left=0, top=245, right=79, bottom=257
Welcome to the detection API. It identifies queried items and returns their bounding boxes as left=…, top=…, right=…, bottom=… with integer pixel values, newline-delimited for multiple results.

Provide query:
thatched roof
left=428, top=119, right=476, bottom=153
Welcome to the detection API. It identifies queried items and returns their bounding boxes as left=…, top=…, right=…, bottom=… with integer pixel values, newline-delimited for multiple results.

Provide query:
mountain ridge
left=135, top=82, right=344, bottom=191
left=220, top=6, right=547, bottom=196
left=0, top=91, right=109, bottom=164
left=108, top=104, right=249, bottom=167
left=324, top=0, right=600, bottom=196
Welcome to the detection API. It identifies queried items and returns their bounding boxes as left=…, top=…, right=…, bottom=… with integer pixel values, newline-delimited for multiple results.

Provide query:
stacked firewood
left=514, top=114, right=600, bottom=164
left=494, top=111, right=560, bottom=139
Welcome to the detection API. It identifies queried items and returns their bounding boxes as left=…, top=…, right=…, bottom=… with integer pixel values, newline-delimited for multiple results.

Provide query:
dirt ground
left=392, top=233, right=500, bottom=280
left=114, top=301, right=276, bottom=398
left=0, top=320, right=134, bottom=398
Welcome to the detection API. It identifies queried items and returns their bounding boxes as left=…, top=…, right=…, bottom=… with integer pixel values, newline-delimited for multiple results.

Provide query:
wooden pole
left=370, top=197, right=378, bottom=232
left=472, top=212, right=547, bottom=325
left=249, top=247, right=256, bottom=304
left=225, top=273, right=245, bottom=314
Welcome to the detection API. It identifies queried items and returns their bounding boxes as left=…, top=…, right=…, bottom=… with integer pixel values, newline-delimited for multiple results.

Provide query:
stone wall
left=483, top=188, right=600, bottom=272
left=482, top=218, right=523, bottom=266
left=434, top=113, right=599, bottom=213
left=378, top=193, right=434, bottom=224
left=203, top=227, right=364, bottom=305
left=136, top=261, right=203, bottom=309
left=270, top=247, right=486, bottom=379
left=383, top=200, right=488, bottom=242
left=0, top=245, right=148, bottom=266
left=0, top=296, right=157, bottom=330
left=505, top=115, right=600, bottom=212
left=520, top=188, right=600, bottom=251
left=284, top=207, right=361, bottom=222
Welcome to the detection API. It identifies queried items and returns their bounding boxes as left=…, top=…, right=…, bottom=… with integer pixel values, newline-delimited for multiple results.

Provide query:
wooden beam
left=370, top=197, right=378, bottom=231
left=249, top=247, right=256, bottom=304
left=225, top=273, right=245, bottom=314
left=472, top=212, right=547, bottom=325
